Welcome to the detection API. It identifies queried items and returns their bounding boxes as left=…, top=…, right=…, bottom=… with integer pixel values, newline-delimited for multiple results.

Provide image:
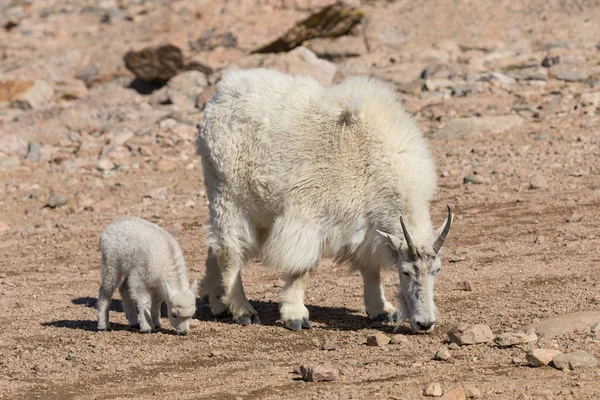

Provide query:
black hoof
left=373, top=312, right=398, bottom=323
left=284, top=318, right=311, bottom=331
left=234, top=314, right=260, bottom=326
left=129, top=323, right=141, bottom=330
left=212, top=310, right=230, bottom=319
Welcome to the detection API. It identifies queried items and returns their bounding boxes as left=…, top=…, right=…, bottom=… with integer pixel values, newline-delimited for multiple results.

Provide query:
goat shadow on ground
left=50, top=297, right=398, bottom=333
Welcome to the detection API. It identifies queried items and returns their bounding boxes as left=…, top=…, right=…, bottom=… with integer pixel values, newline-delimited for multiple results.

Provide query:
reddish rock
left=440, top=387, right=467, bottom=400
left=366, top=332, right=391, bottom=346
left=448, top=323, right=494, bottom=345
left=299, top=364, right=339, bottom=382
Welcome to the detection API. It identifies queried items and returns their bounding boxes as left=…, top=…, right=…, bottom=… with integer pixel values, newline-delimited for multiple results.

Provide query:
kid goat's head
left=378, top=206, right=453, bottom=333
left=165, top=280, right=198, bottom=335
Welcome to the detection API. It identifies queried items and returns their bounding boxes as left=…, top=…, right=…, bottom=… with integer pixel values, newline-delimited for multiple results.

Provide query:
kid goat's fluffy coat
left=97, top=217, right=197, bottom=335
left=197, top=68, right=452, bottom=332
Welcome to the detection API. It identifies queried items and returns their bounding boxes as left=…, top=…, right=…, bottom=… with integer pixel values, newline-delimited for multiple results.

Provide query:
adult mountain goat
left=197, top=68, right=453, bottom=333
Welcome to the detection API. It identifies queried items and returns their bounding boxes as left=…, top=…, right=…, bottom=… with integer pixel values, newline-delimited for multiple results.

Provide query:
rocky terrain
left=1, top=0, right=600, bottom=399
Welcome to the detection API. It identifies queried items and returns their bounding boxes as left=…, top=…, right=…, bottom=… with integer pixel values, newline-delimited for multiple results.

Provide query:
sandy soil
left=1, top=1, right=600, bottom=399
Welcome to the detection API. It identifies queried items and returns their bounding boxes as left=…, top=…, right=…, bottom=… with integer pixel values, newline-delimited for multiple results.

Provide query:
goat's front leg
left=279, top=271, right=311, bottom=331
left=360, top=266, right=398, bottom=323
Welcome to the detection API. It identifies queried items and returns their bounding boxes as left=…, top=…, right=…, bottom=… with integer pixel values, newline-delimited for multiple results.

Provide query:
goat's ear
left=189, top=279, right=198, bottom=295
left=165, top=281, right=175, bottom=299
left=376, top=230, right=402, bottom=252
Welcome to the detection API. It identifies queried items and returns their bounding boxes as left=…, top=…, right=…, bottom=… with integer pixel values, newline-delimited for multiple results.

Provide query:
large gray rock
left=434, top=115, right=524, bottom=140
left=552, top=350, right=598, bottom=370
left=526, top=311, right=600, bottom=338
left=166, top=71, right=209, bottom=110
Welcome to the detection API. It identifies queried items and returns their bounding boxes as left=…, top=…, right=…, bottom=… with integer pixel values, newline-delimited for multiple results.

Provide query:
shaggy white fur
left=197, top=68, right=450, bottom=331
left=97, top=217, right=197, bottom=335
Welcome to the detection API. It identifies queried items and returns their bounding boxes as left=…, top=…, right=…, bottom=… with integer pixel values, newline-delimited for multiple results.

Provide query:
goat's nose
left=416, top=320, right=435, bottom=331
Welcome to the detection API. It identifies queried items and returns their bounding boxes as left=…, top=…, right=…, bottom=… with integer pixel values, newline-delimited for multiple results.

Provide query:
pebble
left=456, top=281, right=473, bottom=291
left=528, top=173, right=548, bottom=189
left=433, top=346, right=452, bottom=361
left=441, top=387, right=467, bottom=400
left=526, top=349, right=562, bottom=367
left=448, top=323, right=495, bottom=345
left=565, top=212, right=583, bottom=222
left=299, top=364, right=339, bottom=382
left=390, top=334, right=409, bottom=345
left=47, top=193, right=67, bottom=208
left=424, top=382, right=443, bottom=397
left=552, top=350, right=598, bottom=370
left=534, top=235, right=545, bottom=244
left=555, top=70, right=589, bottom=82
left=273, top=279, right=285, bottom=288
left=464, top=386, right=481, bottom=399
left=26, top=142, right=41, bottom=163
left=366, top=333, right=391, bottom=346
left=96, top=159, right=115, bottom=171
left=494, top=330, right=537, bottom=347
left=534, top=132, right=550, bottom=140
left=463, top=175, right=489, bottom=185
left=321, top=340, right=337, bottom=351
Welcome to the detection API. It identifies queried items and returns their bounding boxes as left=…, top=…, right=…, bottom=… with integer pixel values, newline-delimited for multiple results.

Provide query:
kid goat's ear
left=165, top=281, right=175, bottom=299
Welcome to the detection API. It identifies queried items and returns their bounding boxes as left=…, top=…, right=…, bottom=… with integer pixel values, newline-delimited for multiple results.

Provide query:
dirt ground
left=1, top=1, right=600, bottom=399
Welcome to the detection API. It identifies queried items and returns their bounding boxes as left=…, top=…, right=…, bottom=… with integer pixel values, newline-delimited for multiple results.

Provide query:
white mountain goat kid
left=97, top=217, right=197, bottom=335
left=197, top=68, right=453, bottom=332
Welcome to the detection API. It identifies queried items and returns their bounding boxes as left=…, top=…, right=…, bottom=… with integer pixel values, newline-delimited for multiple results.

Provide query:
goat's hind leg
left=119, top=278, right=139, bottom=329
left=97, top=255, right=121, bottom=331
left=279, top=271, right=311, bottom=331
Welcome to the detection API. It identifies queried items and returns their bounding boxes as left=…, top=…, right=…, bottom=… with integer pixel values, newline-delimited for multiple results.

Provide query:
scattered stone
left=555, top=70, right=589, bottom=82
left=526, top=349, right=562, bottom=367
left=424, top=79, right=454, bottom=92
left=528, top=173, right=548, bottom=189
left=424, top=382, right=443, bottom=397
left=494, top=330, right=537, bottom=347
left=526, top=311, right=600, bottom=338
left=321, top=340, right=337, bottom=351
left=534, top=235, right=545, bottom=244
left=304, top=36, right=367, bottom=59
left=464, top=386, right=481, bottom=399
left=26, top=142, right=41, bottom=163
left=566, top=212, right=583, bottom=223
left=166, top=71, right=208, bottom=110
left=8, top=80, right=54, bottom=110
left=366, top=332, right=391, bottom=346
left=209, top=350, right=224, bottom=358
left=261, top=47, right=337, bottom=86
left=534, top=132, right=549, bottom=140
left=0, top=155, right=21, bottom=171
left=477, top=71, right=516, bottom=89
left=433, top=346, right=451, bottom=361
left=299, top=364, right=339, bottom=382
left=47, top=193, right=67, bottom=209
left=541, top=55, right=560, bottom=68
left=96, top=159, right=115, bottom=171
left=273, top=279, right=285, bottom=288
left=156, top=160, right=176, bottom=172
left=0, top=221, right=9, bottom=233
left=456, top=281, right=473, bottom=291
left=463, top=175, right=489, bottom=185
left=91, top=199, right=115, bottom=212
left=254, top=1, right=364, bottom=53
left=435, top=115, right=523, bottom=140
left=441, top=387, right=467, bottom=400
left=448, top=323, right=495, bottom=345
left=124, top=44, right=185, bottom=83
left=580, top=92, right=600, bottom=107
left=53, top=79, right=89, bottom=100
left=552, top=350, right=598, bottom=370
left=390, top=334, right=409, bottom=345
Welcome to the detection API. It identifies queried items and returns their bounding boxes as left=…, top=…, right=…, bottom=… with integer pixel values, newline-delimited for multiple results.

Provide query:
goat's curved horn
left=400, top=216, right=419, bottom=261
left=433, top=205, right=453, bottom=254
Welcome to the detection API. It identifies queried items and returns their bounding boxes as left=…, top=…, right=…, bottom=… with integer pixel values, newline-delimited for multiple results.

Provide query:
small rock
left=156, top=160, right=176, bottom=172
left=555, top=70, right=589, bottom=82
left=435, top=115, right=523, bottom=140
left=552, top=350, right=598, bottom=370
left=65, top=352, right=76, bottom=361
left=9, top=80, right=54, bottom=110
left=366, top=332, right=391, bottom=346
left=53, top=79, right=88, bottom=100
left=185, top=200, right=195, bottom=208
left=541, top=55, right=560, bottom=68
left=96, top=159, right=115, bottom=171
left=534, top=132, right=550, bottom=140
left=526, top=349, right=562, bottom=367
left=321, top=340, right=337, bottom=351
left=209, top=350, right=223, bottom=357
left=26, top=142, right=41, bottom=163
left=166, top=71, right=209, bottom=110
left=534, top=235, right=545, bottom=244
left=0, top=221, right=9, bottom=233
left=441, top=387, right=467, bottom=400
left=528, top=173, right=548, bottom=189
left=463, top=175, right=489, bottom=185
left=494, top=330, right=537, bottom=347
left=299, top=364, right=339, bottom=382
left=433, top=346, right=451, bottom=361
left=457, top=281, right=473, bottom=291
left=566, top=212, right=583, bottom=223
left=91, top=199, right=115, bottom=212
left=580, top=92, right=600, bottom=107
left=448, top=323, right=494, bottom=345
left=424, top=382, right=443, bottom=397
left=464, top=386, right=481, bottom=399
left=390, top=334, right=409, bottom=345
left=273, top=279, right=285, bottom=288
left=124, top=44, right=185, bottom=83
left=304, top=36, right=367, bottom=59
left=47, top=193, right=67, bottom=209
